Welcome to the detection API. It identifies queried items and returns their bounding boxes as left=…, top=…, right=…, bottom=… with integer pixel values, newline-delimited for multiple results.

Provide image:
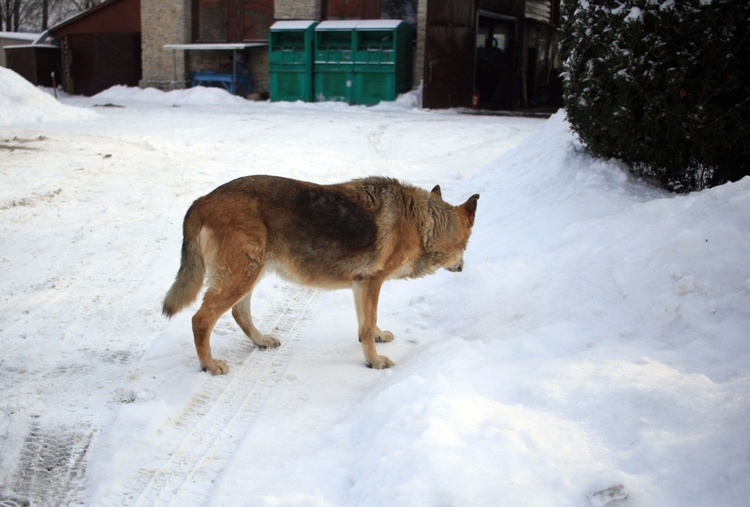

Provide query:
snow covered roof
left=271, top=20, right=317, bottom=30
left=315, top=20, right=406, bottom=31
left=316, top=20, right=361, bottom=30
left=356, top=20, right=406, bottom=30
left=0, top=32, right=40, bottom=42
left=3, top=44, right=57, bottom=50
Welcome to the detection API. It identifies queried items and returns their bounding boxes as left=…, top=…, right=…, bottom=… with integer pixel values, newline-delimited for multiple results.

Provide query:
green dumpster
left=269, top=20, right=317, bottom=102
left=314, top=21, right=358, bottom=104
left=354, top=20, right=412, bottom=106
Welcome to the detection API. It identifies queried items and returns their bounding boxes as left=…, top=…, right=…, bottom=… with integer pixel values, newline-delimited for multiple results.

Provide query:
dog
left=162, top=175, right=479, bottom=374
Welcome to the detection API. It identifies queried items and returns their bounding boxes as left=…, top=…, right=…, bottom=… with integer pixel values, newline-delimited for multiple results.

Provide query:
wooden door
left=422, top=0, right=475, bottom=109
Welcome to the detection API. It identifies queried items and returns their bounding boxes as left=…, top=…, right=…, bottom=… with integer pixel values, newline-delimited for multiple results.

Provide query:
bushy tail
left=162, top=208, right=205, bottom=318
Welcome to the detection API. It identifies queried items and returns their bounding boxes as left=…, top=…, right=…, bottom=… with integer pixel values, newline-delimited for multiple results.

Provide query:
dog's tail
left=162, top=205, right=206, bottom=318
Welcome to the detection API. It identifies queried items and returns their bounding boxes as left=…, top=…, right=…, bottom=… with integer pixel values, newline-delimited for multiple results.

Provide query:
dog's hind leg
left=191, top=233, right=265, bottom=375
left=192, top=285, right=246, bottom=375
left=353, top=278, right=395, bottom=369
left=232, top=292, right=280, bottom=349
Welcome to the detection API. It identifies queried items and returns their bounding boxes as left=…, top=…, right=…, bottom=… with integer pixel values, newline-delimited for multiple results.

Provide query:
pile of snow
left=0, top=76, right=748, bottom=507
left=92, top=84, right=250, bottom=107
left=0, top=67, right=96, bottom=125
left=92, top=83, right=423, bottom=111
left=334, top=114, right=750, bottom=506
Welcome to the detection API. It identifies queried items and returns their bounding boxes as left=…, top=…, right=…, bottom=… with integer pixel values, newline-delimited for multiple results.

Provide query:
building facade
left=48, top=0, right=141, bottom=96
left=139, top=0, right=560, bottom=109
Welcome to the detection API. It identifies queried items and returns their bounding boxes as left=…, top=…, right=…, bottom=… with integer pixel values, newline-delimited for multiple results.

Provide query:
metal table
left=163, top=42, right=268, bottom=94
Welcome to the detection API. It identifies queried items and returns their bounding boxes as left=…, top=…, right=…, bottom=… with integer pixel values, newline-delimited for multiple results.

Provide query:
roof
left=164, top=43, right=267, bottom=51
left=49, top=0, right=140, bottom=37
left=316, top=20, right=361, bottom=30
left=3, top=44, right=57, bottom=50
left=0, top=32, right=40, bottom=41
left=271, top=20, right=317, bottom=30
left=315, top=20, right=406, bottom=30
left=356, top=20, right=407, bottom=30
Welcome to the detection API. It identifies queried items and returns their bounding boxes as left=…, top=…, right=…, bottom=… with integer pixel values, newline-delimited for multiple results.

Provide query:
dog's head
left=430, top=185, right=479, bottom=273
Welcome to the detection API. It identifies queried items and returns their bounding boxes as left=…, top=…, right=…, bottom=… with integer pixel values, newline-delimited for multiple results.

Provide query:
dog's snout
left=446, top=259, right=464, bottom=273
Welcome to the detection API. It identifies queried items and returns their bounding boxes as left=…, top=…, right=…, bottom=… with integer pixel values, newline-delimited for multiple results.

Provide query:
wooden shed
left=423, top=0, right=562, bottom=110
left=4, top=44, right=61, bottom=88
left=2, top=33, right=61, bottom=87
left=49, top=0, right=141, bottom=96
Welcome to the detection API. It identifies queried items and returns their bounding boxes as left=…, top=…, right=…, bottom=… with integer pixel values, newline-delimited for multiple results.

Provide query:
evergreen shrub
left=560, top=0, right=749, bottom=191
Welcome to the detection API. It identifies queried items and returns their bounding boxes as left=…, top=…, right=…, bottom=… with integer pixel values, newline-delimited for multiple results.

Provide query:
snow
left=0, top=32, right=39, bottom=42
left=316, top=20, right=362, bottom=30
left=625, top=6, right=643, bottom=21
left=1, top=67, right=749, bottom=506
left=271, top=21, right=318, bottom=30
left=0, top=67, right=97, bottom=125
left=356, top=20, right=406, bottom=29
left=314, top=20, right=404, bottom=31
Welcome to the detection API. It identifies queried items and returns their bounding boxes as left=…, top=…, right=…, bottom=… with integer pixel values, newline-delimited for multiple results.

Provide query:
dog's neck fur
left=407, top=194, right=460, bottom=278
left=351, top=177, right=465, bottom=280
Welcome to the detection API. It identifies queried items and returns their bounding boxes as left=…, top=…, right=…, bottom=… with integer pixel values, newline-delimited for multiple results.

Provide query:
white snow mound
left=0, top=66, right=97, bottom=125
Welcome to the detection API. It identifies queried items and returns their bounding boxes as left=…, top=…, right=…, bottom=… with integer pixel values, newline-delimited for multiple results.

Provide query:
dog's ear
left=431, top=185, right=442, bottom=199
left=462, top=194, right=480, bottom=226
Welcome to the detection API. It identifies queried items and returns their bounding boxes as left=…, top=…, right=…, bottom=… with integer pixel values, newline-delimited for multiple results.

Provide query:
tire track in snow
left=0, top=422, right=93, bottom=507
left=130, top=285, right=319, bottom=507
left=0, top=350, right=137, bottom=507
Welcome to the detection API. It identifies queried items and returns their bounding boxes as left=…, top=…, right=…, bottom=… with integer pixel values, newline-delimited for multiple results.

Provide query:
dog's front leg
left=353, top=277, right=395, bottom=369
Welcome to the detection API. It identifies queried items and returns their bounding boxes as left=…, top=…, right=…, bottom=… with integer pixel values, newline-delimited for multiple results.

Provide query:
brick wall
left=140, top=0, right=190, bottom=90
left=414, top=0, right=426, bottom=88
left=274, top=0, right=320, bottom=20
left=141, top=0, right=271, bottom=94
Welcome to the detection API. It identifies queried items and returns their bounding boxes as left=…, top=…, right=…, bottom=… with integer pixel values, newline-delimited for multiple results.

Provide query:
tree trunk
left=12, top=0, right=20, bottom=31
left=42, top=0, right=48, bottom=30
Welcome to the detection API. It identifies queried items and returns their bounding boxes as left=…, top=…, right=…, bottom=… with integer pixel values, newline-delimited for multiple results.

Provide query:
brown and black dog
left=163, top=175, right=479, bottom=373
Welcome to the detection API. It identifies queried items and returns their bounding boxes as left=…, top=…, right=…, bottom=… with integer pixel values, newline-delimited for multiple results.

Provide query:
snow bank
left=345, top=112, right=750, bottom=506
left=0, top=67, right=96, bottom=125
left=92, top=83, right=424, bottom=111
left=203, top=112, right=750, bottom=507
left=92, top=84, right=250, bottom=107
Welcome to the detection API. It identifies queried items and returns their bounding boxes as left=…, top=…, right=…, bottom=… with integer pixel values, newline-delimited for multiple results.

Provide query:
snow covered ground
left=1, top=66, right=749, bottom=506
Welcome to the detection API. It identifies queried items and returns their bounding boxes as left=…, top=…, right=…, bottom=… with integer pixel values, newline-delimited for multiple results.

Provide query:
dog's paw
left=203, top=359, right=229, bottom=375
left=253, top=334, right=281, bottom=349
left=366, top=355, right=395, bottom=369
left=375, top=330, right=394, bottom=343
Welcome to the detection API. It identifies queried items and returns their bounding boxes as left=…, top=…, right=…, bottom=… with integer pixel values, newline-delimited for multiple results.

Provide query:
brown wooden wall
left=422, top=0, right=475, bottom=109
left=51, top=0, right=141, bottom=38
left=5, top=47, right=62, bottom=87
left=62, top=32, right=141, bottom=95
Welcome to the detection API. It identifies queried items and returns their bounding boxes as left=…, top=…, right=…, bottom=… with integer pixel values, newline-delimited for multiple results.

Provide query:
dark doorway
left=422, top=0, right=475, bottom=109
left=474, top=14, right=513, bottom=109
left=66, top=32, right=141, bottom=96
left=526, top=45, right=537, bottom=105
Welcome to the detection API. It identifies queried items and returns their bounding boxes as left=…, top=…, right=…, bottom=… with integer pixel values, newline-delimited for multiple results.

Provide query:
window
left=324, top=0, right=380, bottom=20
left=242, top=0, right=273, bottom=40
left=193, top=0, right=273, bottom=43
left=196, top=0, right=227, bottom=42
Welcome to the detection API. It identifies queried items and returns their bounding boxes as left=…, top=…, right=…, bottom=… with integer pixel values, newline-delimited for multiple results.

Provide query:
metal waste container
left=353, top=20, right=412, bottom=105
left=269, top=20, right=317, bottom=102
left=314, top=21, right=358, bottom=103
